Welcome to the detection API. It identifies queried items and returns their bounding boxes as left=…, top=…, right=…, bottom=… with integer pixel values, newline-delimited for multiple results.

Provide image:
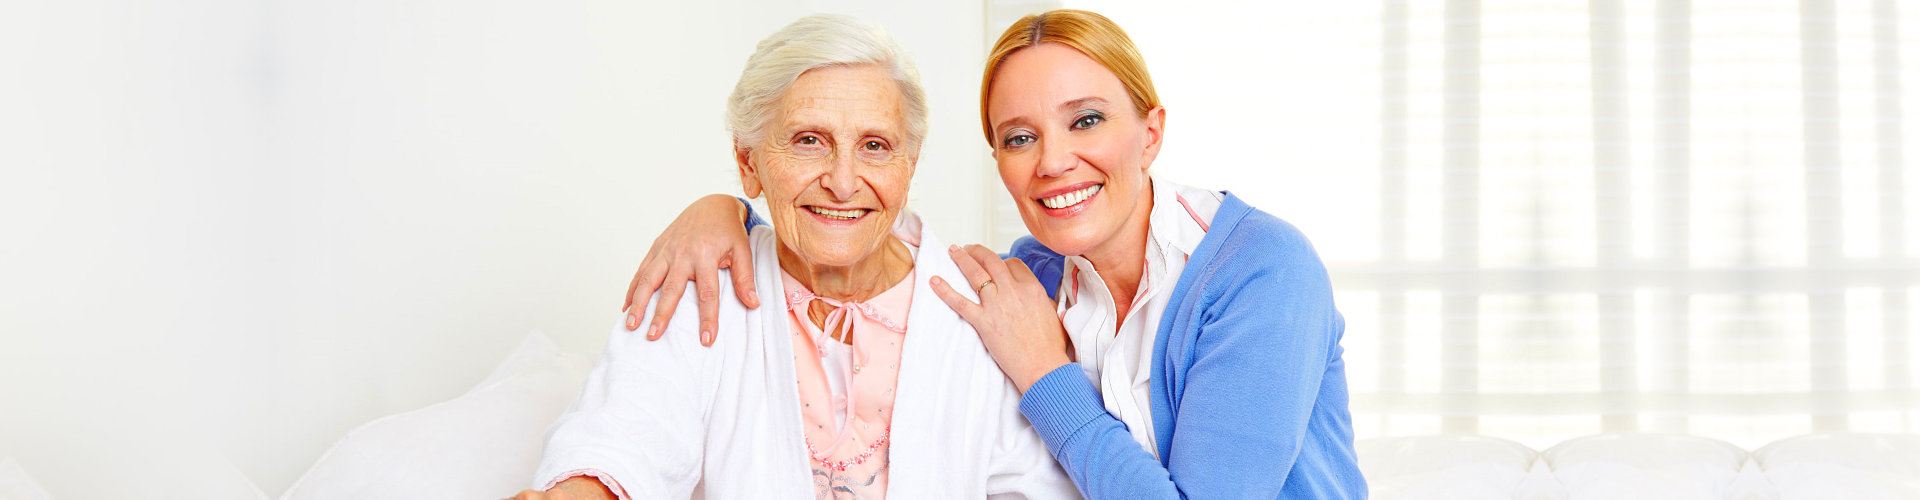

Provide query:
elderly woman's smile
left=736, top=63, right=918, bottom=290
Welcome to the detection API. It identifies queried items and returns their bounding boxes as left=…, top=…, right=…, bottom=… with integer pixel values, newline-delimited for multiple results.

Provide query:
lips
left=1037, top=183, right=1102, bottom=209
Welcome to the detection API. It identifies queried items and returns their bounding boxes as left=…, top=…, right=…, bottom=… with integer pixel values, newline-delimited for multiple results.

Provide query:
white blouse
left=533, top=215, right=1076, bottom=499
left=1056, top=177, right=1221, bottom=459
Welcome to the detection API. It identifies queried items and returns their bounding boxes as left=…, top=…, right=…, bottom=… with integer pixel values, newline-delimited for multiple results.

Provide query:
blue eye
left=1003, top=134, right=1034, bottom=149
left=1072, top=112, right=1104, bottom=130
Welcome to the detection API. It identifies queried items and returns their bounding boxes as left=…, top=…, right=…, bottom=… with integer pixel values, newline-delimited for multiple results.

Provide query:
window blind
left=1014, top=0, right=1920, bottom=451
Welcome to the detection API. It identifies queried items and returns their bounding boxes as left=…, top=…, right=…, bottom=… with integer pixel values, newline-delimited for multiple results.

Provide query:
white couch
left=14, top=333, right=1890, bottom=499
left=1361, top=432, right=1920, bottom=499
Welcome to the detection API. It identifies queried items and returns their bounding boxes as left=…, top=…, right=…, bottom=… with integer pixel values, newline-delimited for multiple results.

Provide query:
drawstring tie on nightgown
left=786, top=287, right=907, bottom=468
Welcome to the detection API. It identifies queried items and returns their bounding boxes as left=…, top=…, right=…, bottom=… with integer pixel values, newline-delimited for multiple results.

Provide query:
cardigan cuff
left=1018, top=363, right=1108, bottom=458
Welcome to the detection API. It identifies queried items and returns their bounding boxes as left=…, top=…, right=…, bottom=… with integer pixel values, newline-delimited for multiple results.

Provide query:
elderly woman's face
left=738, top=64, right=917, bottom=268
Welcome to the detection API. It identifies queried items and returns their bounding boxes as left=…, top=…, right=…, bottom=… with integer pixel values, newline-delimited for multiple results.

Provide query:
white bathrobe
left=534, top=216, right=1078, bottom=499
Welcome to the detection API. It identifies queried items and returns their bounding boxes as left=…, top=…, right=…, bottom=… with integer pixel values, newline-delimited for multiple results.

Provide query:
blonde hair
left=980, top=9, right=1161, bottom=145
left=727, top=14, right=928, bottom=149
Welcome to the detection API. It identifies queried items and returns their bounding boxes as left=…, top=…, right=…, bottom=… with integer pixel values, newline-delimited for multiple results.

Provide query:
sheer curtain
left=1011, top=0, right=1920, bottom=450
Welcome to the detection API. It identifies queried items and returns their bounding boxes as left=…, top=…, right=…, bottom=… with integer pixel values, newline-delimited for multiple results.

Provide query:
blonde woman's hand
left=929, top=244, right=1072, bottom=394
left=622, top=193, right=760, bottom=346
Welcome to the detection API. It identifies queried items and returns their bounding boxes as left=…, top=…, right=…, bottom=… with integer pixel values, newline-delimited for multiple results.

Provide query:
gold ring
left=976, top=279, right=995, bottom=294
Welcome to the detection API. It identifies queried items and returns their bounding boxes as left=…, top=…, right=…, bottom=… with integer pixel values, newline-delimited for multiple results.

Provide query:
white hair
left=726, top=14, right=929, bottom=150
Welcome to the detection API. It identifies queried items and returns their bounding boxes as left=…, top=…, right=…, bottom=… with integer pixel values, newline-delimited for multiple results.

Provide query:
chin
left=797, top=239, right=883, bottom=266
left=1024, top=220, right=1103, bottom=257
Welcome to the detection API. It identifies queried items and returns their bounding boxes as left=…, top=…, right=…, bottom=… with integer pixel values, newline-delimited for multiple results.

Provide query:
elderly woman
left=508, top=14, right=1075, bottom=500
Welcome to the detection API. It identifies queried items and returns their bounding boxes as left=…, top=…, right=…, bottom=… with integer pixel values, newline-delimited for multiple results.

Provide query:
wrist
left=1013, top=357, right=1071, bottom=395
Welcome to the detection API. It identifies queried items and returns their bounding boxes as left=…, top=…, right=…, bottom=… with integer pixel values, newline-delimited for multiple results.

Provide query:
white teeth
left=1039, top=184, right=1102, bottom=209
left=808, top=206, right=868, bottom=220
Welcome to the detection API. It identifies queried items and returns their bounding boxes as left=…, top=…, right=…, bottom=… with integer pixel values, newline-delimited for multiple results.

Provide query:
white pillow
left=0, top=458, right=54, bottom=500
left=1754, top=433, right=1920, bottom=500
left=1543, top=433, right=1752, bottom=500
left=280, top=332, right=591, bottom=500
left=1358, top=434, right=1543, bottom=500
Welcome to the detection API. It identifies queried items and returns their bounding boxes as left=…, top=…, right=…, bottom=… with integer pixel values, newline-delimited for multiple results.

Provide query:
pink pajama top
left=781, top=268, right=913, bottom=499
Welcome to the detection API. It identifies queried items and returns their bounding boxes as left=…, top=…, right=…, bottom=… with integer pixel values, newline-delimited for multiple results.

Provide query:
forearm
left=1019, top=365, right=1184, bottom=498
left=704, top=193, right=769, bottom=231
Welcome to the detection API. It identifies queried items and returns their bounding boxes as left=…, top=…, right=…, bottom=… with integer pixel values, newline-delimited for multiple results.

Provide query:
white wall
left=0, top=0, right=992, bottom=496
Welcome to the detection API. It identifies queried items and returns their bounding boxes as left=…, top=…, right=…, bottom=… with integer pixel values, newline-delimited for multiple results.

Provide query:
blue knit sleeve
left=1020, top=364, right=1179, bottom=497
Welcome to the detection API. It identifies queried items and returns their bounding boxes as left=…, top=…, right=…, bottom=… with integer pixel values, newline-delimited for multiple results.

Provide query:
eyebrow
left=1058, top=96, right=1109, bottom=113
left=777, top=115, right=897, bottom=142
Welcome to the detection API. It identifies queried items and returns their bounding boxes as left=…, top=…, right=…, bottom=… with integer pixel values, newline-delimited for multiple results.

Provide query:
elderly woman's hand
left=930, top=244, right=1072, bottom=394
left=503, top=477, right=616, bottom=500
left=622, top=193, right=761, bottom=346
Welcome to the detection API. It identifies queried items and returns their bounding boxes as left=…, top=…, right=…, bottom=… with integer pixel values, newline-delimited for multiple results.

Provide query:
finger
left=945, top=244, right=995, bottom=294
left=727, top=242, right=759, bottom=309
left=962, top=244, right=1016, bottom=287
left=624, top=252, right=653, bottom=313
left=649, top=276, right=688, bottom=341
left=624, top=259, right=666, bottom=331
left=623, top=259, right=644, bottom=312
left=693, top=262, right=721, bottom=347
left=929, top=275, right=983, bottom=321
left=1004, top=257, right=1040, bottom=283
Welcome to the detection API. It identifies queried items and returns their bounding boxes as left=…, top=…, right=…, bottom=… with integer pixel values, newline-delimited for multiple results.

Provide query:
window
left=1003, top=0, right=1920, bottom=450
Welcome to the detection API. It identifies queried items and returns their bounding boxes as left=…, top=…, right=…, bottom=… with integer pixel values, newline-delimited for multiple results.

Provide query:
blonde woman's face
left=985, top=43, right=1162, bottom=258
left=738, top=64, right=917, bottom=268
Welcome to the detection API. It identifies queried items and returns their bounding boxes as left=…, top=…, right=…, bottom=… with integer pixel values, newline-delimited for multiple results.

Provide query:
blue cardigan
left=741, top=194, right=1365, bottom=498
left=1009, top=192, right=1365, bottom=499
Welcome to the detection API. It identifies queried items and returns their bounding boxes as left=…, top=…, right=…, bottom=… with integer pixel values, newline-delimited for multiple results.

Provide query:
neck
left=1081, top=178, right=1155, bottom=320
left=777, top=237, right=913, bottom=308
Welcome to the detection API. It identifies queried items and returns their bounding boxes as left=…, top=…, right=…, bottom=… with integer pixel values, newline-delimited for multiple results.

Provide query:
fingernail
left=949, top=244, right=960, bottom=252
left=647, top=324, right=662, bottom=340
left=626, top=314, right=638, bottom=330
left=702, top=329, right=714, bottom=345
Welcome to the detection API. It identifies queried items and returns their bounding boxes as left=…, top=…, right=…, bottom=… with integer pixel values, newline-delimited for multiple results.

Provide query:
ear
left=734, top=140, right=763, bottom=199
left=1138, top=106, right=1166, bottom=171
left=903, top=145, right=921, bottom=178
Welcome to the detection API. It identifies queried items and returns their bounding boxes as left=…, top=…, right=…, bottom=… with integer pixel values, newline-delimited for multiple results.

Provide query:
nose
left=1035, top=134, right=1076, bottom=179
left=820, top=149, right=860, bottom=201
